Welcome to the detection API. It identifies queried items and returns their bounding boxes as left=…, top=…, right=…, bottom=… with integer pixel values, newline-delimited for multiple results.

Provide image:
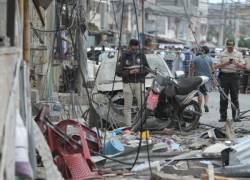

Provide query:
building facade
left=86, top=0, right=208, bottom=47
left=144, top=0, right=208, bottom=43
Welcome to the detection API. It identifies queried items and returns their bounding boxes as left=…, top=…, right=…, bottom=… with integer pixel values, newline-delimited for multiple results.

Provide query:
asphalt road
left=199, top=91, right=250, bottom=131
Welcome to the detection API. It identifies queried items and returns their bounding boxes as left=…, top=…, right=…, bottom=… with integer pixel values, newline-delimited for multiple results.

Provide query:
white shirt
left=217, top=49, right=245, bottom=73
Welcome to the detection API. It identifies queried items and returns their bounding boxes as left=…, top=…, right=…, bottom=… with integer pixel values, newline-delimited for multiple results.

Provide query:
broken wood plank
left=151, top=171, right=197, bottom=180
left=225, top=120, right=236, bottom=142
left=208, top=164, right=214, bottom=180
left=161, top=165, right=206, bottom=177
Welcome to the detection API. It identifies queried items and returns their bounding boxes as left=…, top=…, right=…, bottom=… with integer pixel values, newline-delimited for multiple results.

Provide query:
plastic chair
left=47, top=119, right=102, bottom=180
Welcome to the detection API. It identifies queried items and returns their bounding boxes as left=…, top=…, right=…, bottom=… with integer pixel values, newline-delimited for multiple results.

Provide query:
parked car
left=86, top=47, right=116, bottom=85
left=92, top=53, right=174, bottom=115
left=94, top=53, right=173, bottom=92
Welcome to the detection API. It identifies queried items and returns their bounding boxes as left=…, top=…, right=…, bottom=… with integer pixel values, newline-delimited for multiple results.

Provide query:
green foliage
left=239, top=36, right=250, bottom=49
left=88, top=22, right=99, bottom=32
left=207, top=26, right=219, bottom=42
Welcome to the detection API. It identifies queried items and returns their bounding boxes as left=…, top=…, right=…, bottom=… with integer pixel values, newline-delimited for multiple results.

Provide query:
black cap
left=226, top=39, right=235, bottom=47
left=129, top=39, right=139, bottom=47
left=201, top=46, right=209, bottom=54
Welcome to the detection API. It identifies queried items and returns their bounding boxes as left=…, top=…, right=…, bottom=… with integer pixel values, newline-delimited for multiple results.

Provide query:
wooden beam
left=23, top=0, right=30, bottom=62
left=208, top=164, right=215, bottom=180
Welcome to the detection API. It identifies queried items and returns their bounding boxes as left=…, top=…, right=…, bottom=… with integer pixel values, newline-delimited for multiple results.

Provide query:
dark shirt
left=116, top=51, right=149, bottom=83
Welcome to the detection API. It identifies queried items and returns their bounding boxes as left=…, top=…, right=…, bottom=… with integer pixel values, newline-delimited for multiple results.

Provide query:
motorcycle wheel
left=132, top=109, right=174, bottom=132
left=179, top=100, right=201, bottom=131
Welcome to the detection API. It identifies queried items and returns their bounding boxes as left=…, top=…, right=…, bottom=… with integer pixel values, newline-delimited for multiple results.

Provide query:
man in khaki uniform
left=215, top=39, right=246, bottom=122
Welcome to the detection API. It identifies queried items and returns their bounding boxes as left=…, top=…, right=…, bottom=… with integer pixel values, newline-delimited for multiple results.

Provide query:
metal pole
left=76, top=0, right=88, bottom=96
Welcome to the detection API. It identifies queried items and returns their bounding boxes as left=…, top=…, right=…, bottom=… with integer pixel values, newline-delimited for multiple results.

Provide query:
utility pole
left=76, top=0, right=88, bottom=97
left=235, top=0, right=240, bottom=47
left=23, top=0, right=29, bottom=62
left=100, top=1, right=106, bottom=30
left=141, top=0, right=145, bottom=47
left=219, top=0, right=225, bottom=46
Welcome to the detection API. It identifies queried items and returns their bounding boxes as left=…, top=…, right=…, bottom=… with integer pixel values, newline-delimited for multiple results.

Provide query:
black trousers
left=219, top=73, right=240, bottom=120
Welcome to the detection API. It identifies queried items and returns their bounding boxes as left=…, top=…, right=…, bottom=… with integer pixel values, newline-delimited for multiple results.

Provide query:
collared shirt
left=116, top=51, right=149, bottom=83
left=217, top=49, right=245, bottom=73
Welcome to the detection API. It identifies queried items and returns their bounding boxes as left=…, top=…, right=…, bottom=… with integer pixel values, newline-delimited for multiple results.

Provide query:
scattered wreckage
left=34, top=104, right=250, bottom=179
left=32, top=50, right=250, bottom=180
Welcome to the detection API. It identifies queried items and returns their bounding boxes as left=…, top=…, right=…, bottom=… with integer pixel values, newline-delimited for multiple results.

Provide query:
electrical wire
left=183, top=1, right=201, bottom=50
left=182, top=0, right=250, bottom=122
left=130, top=0, right=144, bottom=170
left=33, top=0, right=134, bottom=170
left=207, top=72, right=250, bottom=122
left=33, top=104, right=132, bottom=166
left=31, top=2, right=77, bottom=33
left=105, top=0, right=125, bottom=129
left=88, top=0, right=102, bottom=23
left=110, top=0, right=120, bottom=33
left=126, top=0, right=152, bottom=175
left=40, top=3, right=63, bottom=99
left=99, top=0, right=126, bottom=159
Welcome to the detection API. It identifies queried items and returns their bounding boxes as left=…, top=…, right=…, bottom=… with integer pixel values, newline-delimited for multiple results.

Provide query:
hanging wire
left=105, top=0, right=125, bottom=129
left=99, top=0, right=126, bottom=157
left=128, top=0, right=152, bottom=175
left=88, top=0, right=102, bottom=23
left=182, top=1, right=250, bottom=122
left=111, top=0, right=120, bottom=33
left=183, top=1, right=201, bottom=50
left=31, top=2, right=77, bottom=33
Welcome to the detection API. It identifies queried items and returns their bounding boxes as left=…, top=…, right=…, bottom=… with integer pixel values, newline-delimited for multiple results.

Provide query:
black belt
left=220, top=72, right=238, bottom=76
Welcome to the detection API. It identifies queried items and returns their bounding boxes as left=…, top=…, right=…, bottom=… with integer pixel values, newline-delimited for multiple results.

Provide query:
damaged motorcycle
left=132, top=69, right=209, bottom=132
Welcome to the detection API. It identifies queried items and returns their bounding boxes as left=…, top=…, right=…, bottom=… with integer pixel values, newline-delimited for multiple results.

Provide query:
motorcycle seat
left=175, top=77, right=202, bottom=95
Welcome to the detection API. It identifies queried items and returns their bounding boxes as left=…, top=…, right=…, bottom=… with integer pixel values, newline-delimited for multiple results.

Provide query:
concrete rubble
left=33, top=94, right=250, bottom=179
left=86, top=125, right=250, bottom=179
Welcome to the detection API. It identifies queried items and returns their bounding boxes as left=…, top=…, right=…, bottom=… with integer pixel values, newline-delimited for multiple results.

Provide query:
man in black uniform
left=116, top=39, right=149, bottom=126
left=215, top=39, right=246, bottom=122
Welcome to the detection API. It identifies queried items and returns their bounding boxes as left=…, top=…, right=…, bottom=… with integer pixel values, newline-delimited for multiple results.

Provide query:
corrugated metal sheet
left=218, top=136, right=250, bottom=177
left=0, top=48, right=21, bottom=180
left=229, top=136, right=250, bottom=166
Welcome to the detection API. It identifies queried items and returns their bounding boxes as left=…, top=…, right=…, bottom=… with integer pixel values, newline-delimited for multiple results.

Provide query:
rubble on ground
left=33, top=103, right=250, bottom=180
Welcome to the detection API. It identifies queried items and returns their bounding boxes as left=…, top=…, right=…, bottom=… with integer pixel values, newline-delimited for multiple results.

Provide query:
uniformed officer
left=215, top=39, right=246, bottom=122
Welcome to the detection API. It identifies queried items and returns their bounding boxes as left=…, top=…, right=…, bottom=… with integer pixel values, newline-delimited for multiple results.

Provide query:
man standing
left=172, top=49, right=185, bottom=75
left=215, top=39, right=246, bottom=122
left=190, top=46, right=214, bottom=112
left=116, top=39, right=149, bottom=127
